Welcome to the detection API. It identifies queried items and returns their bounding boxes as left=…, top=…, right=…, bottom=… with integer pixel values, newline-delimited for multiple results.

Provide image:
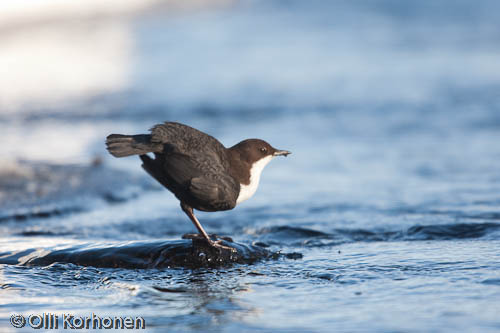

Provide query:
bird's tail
left=106, top=134, right=156, bottom=157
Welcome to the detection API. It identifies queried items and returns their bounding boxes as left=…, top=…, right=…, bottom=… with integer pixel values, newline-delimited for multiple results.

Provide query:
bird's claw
left=183, top=233, right=236, bottom=252
left=209, top=240, right=237, bottom=253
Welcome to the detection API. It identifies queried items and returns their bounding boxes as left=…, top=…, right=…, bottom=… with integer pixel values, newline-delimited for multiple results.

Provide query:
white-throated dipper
left=106, top=122, right=290, bottom=251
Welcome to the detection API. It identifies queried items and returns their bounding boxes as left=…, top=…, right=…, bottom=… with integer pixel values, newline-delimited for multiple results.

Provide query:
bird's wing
left=189, top=174, right=239, bottom=211
left=150, top=122, right=225, bottom=155
left=163, top=152, right=239, bottom=211
left=148, top=122, right=239, bottom=210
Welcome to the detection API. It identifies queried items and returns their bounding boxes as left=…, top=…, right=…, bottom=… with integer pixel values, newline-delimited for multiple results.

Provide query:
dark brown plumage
left=106, top=122, right=290, bottom=251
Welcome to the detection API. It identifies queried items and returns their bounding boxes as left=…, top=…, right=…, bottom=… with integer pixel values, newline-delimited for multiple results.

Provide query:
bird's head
left=229, top=139, right=291, bottom=204
left=231, top=139, right=291, bottom=165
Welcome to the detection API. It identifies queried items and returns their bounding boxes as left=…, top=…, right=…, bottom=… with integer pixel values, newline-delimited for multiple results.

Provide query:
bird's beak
left=273, top=149, right=291, bottom=157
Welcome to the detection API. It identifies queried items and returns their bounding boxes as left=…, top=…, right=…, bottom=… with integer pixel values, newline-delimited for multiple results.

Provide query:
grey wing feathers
left=139, top=122, right=238, bottom=211
left=164, top=153, right=239, bottom=210
left=150, top=122, right=226, bottom=154
left=141, top=153, right=239, bottom=211
left=189, top=176, right=239, bottom=211
left=163, top=153, right=203, bottom=185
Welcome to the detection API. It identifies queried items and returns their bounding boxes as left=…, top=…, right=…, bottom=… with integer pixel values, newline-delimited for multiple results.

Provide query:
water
left=1, top=0, right=500, bottom=332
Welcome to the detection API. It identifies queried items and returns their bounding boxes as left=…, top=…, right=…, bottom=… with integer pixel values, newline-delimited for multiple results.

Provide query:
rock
left=6, top=237, right=273, bottom=269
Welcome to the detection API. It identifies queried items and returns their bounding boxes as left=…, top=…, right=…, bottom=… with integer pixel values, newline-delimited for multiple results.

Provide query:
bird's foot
left=208, top=239, right=237, bottom=253
left=182, top=233, right=236, bottom=252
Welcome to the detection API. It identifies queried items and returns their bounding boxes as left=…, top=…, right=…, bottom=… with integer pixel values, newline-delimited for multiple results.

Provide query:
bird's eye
left=260, top=147, right=267, bottom=153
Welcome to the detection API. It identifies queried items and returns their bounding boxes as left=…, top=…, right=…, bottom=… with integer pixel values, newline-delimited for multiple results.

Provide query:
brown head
left=229, top=139, right=291, bottom=164
left=228, top=139, right=291, bottom=204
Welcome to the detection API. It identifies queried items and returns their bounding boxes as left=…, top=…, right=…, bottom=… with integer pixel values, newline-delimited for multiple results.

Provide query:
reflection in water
left=148, top=269, right=260, bottom=330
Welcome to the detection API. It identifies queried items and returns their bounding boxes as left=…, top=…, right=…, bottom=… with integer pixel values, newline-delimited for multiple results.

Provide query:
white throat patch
left=236, top=155, right=273, bottom=204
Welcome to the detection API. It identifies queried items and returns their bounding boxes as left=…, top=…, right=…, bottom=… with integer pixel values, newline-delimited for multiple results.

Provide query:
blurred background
left=2, top=0, right=500, bottom=208
left=1, top=1, right=500, bottom=332
left=2, top=0, right=499, bottom=160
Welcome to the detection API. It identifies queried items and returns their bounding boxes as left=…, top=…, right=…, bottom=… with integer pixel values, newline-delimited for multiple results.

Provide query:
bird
left=105, top=122, right=291, bottom=251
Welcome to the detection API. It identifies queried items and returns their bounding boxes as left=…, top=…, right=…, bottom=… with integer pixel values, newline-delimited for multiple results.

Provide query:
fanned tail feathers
left=106, top=134, right=155, bottom=157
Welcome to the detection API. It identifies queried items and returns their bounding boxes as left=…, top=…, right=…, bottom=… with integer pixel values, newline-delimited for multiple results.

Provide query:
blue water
left=1, top=0, right=500, bottom=332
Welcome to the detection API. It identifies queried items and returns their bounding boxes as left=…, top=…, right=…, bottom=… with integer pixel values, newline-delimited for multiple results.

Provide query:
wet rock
left=12, top=237, right=273, bottom=269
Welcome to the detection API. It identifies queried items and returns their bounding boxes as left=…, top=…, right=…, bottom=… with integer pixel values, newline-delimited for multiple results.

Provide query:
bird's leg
left=180, top=203, right=236, bottom=252
left=180, top=203, right=211, bottom=241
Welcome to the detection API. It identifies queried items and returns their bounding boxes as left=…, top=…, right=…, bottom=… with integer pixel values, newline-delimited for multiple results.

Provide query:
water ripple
left=252, top=222, right=500, bottom=247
